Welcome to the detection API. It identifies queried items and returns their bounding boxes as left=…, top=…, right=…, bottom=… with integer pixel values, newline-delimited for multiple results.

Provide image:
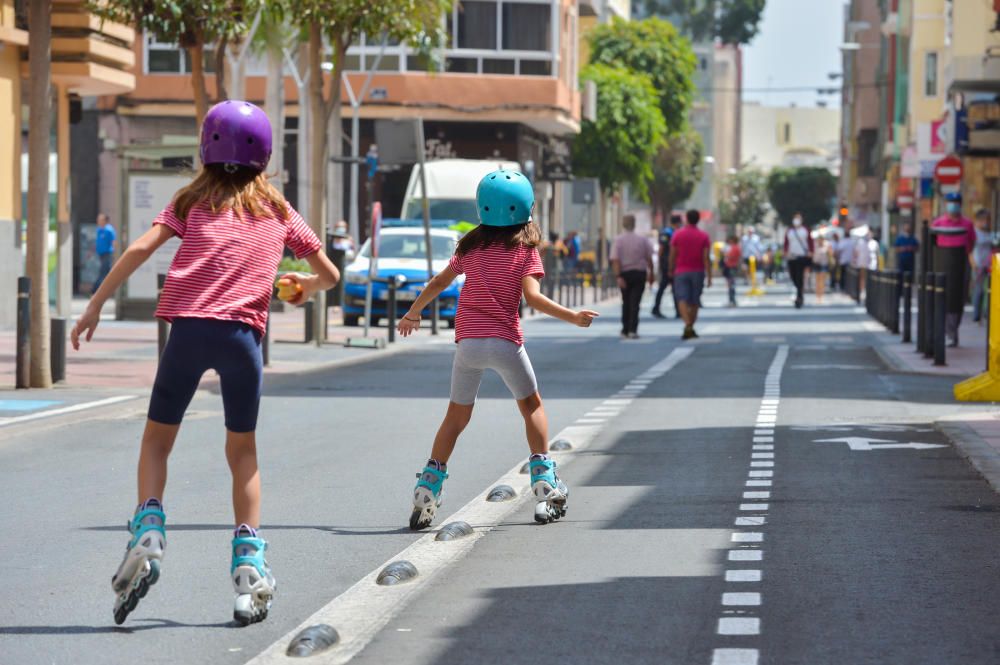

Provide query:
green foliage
left=572, top=64, right=667, bottom=198
left=88, top=0, right=260, bottom=48
left=650, top=128, right=704, bottom=214
left=286, top=0, right=449, bottom=54
left=766, top=167, right=837, bottom=227
left=278, top=256, right=312, bottom=274
left=636, top=0, right=767, bottom=45
left=587, top=17, right=696, bottom=136
left=718, top=167, right=769, bottom=229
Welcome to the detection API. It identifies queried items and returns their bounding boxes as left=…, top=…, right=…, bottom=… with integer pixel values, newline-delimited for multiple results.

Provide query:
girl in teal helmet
left=397, top=169, right=600, bottom=527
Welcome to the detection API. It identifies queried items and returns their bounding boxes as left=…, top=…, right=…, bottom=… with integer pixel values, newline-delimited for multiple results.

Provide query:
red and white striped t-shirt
left=153, top=200, right=321, bottom=335
left=448, top=243, right=544, bottom=346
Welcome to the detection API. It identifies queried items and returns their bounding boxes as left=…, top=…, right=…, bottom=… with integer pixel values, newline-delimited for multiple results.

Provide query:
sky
left=741, top=0, right=846, bottom=108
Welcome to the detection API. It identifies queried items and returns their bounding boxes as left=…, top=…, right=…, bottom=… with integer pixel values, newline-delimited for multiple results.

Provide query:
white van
left=400, top=158, right=520, bottom=224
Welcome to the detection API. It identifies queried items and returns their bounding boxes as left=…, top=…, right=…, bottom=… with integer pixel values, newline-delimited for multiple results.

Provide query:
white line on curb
left=0, top=395, right=138, bottom=428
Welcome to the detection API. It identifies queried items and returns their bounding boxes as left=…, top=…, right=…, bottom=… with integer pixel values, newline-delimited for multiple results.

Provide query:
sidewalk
left=873, top=304, right=988, bottom=377
left=1, top=288, right=618, bottom=392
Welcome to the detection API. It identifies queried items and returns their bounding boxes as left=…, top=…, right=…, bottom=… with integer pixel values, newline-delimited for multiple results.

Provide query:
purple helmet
left=200, top=100, right=272, bottom=171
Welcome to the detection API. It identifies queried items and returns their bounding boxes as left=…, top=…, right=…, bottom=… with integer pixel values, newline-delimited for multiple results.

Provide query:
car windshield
left=403, top=199, right=479, bottom=223
left=358, top=234, right=457, bottom=261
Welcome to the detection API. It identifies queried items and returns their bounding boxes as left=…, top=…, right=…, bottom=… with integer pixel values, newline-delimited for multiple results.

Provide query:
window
left=857, top=129, right=877, bottom=177
left=925, top=51, right=938, bottom=97
left=457, top=1, right=497, bottom=49
left=778, top=122, right=791, bottom=145
left=501, top=2, right=550, bottom=51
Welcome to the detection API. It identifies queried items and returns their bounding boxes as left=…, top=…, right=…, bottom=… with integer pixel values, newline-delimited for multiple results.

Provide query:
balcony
left=947, top=53, right=1000, bottom=94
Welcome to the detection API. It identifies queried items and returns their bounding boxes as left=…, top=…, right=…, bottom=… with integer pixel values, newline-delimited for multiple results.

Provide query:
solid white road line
left=246, top=347, right=696, bottom=665
left=0, top=395, right=138, bottom=428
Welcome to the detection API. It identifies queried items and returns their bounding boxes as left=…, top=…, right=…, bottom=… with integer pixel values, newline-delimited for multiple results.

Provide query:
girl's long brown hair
left=455, top=221, right=541, bottom=256
left=173, top=163, right=288, bottom=222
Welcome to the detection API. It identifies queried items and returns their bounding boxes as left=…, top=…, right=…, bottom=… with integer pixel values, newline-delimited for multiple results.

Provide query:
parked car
left=342, top=226, right=462, bottom=327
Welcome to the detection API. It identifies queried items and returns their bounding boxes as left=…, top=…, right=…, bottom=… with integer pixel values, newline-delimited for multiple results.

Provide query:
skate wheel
left=114, top=605, right=129, bottom=625
left=125, top=591, right=139, bottom=612
left=136, top=578, right=149, bottom=598
left=148, top=559, right=160, bottom=585
left=234, top=611, right=252, bottom=627
left=409, top=509, right=430, bottom=531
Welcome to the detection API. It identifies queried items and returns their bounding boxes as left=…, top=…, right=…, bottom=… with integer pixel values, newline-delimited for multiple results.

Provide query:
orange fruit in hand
left=276, top=278, right=303, bottom=302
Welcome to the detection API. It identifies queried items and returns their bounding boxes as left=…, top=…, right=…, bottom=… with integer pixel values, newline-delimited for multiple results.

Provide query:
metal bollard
left=16, top=277, right=30, bottom=389
left=157, top=274, right=169, bottom=360
left=902, top=273, right=912, bottom=343
left=924, top=273, right=936, bottom=359
left=303, top=300, right=315, bottom=344
left=386, top=277, right=398, bottom=344
left=431, top=299, right=440, bottom=336
left=915, top=272, right=926, bottom=353
left=262, top=319, right=270, bottom=367
left=50, top=317, right=66, bottom=383
left=933, top=272, right=947, bottom=366
left=891, top=271, right=902, bottom=334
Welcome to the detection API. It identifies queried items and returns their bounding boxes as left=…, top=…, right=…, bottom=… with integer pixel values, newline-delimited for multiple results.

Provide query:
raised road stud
left=550, top=439, right=573, bottom=451
left=435, top=521, right=474, bottom=542
left=286, top=624, right=339, bottom=658
left=376, top=560, right=418, bottom=586
left=486, top=485, right=517, bottom=502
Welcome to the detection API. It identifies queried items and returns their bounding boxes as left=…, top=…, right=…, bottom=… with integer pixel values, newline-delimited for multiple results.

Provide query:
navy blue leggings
left=148, top=318, right=263, bottom=432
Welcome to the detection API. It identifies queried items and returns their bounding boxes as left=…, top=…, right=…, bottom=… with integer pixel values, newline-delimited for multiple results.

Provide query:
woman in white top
left=784, top=213, right=814, bottom=308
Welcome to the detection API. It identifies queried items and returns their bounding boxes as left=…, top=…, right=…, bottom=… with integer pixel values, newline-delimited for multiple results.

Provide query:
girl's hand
left=70, top=303, right=101, bottom=350
left=574, top=309, right=599, bottom=328
left=397, top=313, right=422, bottom=337
left=278, top=273, right=311, bottom=306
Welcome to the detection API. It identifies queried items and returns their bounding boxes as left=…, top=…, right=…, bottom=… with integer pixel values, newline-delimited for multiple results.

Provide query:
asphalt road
left=1, top=284, right=998, bottom=665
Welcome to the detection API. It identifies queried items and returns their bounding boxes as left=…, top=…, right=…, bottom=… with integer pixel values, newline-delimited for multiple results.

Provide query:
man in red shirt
left=669, top=209, right=712, bottom=339
left=932, top=191, right=976, bottom=345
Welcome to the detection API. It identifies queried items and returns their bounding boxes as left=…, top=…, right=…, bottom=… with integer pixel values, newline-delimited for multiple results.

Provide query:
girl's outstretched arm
left=397, top=266, right=458, bottom=337
left=71, top=224, right=176, bottom=350
left=522, top=275, right=598, bottom=328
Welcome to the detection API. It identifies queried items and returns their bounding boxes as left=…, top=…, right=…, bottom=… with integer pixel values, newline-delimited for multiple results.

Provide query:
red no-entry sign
left=934, top=155, right=963, bottom=185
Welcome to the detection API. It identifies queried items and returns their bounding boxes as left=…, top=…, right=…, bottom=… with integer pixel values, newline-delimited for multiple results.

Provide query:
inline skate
left=112, top=499, right=166, bottom=625
left=530, top=456, right=568, bottom=524
left=410, top=461, right=448, bottom=530
left=231, top=524, right=276, bottom=626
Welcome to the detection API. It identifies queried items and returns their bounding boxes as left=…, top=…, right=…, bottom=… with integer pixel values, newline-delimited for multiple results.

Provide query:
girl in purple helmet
left=71, top=101, right=339, bottom=626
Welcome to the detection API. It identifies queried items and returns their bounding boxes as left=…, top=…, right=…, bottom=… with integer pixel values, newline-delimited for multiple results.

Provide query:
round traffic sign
left=934, top=155, right=963, bottom=185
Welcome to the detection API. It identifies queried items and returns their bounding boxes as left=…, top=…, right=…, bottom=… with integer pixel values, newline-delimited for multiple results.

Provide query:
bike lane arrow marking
left=814, top=437, right=947, bottom=451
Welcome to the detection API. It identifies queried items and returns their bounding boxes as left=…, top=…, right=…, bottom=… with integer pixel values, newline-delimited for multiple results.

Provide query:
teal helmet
left=476, top=169, right=534, bottom=227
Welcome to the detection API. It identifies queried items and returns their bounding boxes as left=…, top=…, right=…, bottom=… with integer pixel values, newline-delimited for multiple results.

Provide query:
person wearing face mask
left=784, top=213, right=814, bottom=308
left=931, top=192, right=976, bottom=345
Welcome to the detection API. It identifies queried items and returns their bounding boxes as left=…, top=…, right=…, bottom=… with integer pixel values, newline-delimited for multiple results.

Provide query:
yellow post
left=748, top=255, right=765, bottom=296
left=955, top=254, right=1000, bottom=401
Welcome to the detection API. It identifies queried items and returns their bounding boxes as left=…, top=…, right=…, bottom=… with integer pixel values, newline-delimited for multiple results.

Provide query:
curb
left=935, top=415, right=1000, bottom=494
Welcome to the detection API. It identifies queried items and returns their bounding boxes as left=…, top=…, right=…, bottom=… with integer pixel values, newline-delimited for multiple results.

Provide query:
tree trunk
left=214, top=36, right=229, bottom=102
left=264, top=43, right=285, bottom=193
left=327, top=39, right=346, bottom=234
left=295, top=41, right=311, bottom=215
left=189, top=44, right=209, bottom=127
left=307, top=24, right=328, bottom=344
left=26, top=0, right=52, bottom=387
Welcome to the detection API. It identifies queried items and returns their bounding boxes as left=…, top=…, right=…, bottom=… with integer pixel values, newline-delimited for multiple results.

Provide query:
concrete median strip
left=244, top=346, right=695, bottom=665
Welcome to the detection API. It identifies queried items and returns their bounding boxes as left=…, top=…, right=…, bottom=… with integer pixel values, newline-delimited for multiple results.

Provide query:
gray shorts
left=674, top=271, right=705, bottom=305
left=450, top=338, right=538, bottom=405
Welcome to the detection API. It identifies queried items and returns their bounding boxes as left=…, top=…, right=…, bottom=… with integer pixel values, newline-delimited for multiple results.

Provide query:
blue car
left=342, top=227, right=462, bottom=327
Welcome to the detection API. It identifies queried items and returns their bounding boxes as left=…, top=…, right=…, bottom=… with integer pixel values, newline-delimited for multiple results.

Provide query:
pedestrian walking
left=812, top=236, right=831, bottom=304
left=69, top=101, right=340, bottom=626
left=784, top=213, right=814, bottom=308
left=611, top=214, right=655, bottom=338
left=652, top=213, right=682, bottom=318
left=670, top=209, right=712, bottom=339
left=932, top=192, right=976, bottom=345
left=91, top=213, right=116, bottom=294
left=836, top=232, right=855, bottom=291
left=893, top=222, right=919, bottom=278
left=740, top=226, right=763, bottom=282
left=397, top=169, right=598, bottom=530
left=564, top=230, right=581, bottom=273
left=972, top=208, right=992, bottom=323
left=723, top=235, right=742, bottom=306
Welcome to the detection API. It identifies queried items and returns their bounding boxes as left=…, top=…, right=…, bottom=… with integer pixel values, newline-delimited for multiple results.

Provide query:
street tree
left=587, top=17, right=696, bottom=136
left=26, top=0, right=52, bottom=387
left=573, top=64, right=667, bottom=198
left=766, top=167, right=837, bottom=227
left=283, top=0, right=449, bottom=240
left=88, top=0, right=261, bottom=125
left=635, top=0, right=767, bottom=45
left=718, top=167, right=769, bottom=229
left=650, top=128, right=704, bottom=218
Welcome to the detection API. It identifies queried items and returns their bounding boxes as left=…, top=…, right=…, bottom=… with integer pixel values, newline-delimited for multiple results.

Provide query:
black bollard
left=262, top=318, right=270, bottom=367
left=386, top=277, right=398, bottom=344
left=924, top=273, right=935, bottom=358
left=934, top=272, right=947, bottom=366
left=157, top=274, right=169, bottom=360
left=50, top=317, right=66, bottom=383
left=902, top=273, right=912, bottom=343
left=915, top=272, right=926, bottom=352
left=303, top=300, right=315, bottom=344
left=16, top=277, right=30, bottom=389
